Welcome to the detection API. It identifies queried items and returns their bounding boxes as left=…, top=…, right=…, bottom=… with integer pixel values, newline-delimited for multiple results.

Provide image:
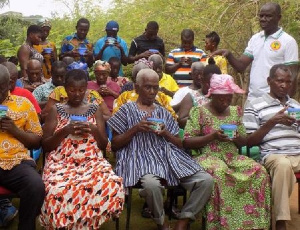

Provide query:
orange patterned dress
left=39, top=104, right=124, bottom=229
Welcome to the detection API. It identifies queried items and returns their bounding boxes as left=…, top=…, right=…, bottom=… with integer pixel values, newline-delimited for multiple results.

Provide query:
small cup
left=220, top=124, right=237, bottom=139
left=149, top=49, right=159, bottom=53
left=77, top=47, right=87, bottom=55
left=107, top=37, right=116, bottom=45
left=287, top=107, right=300, bottom=120
left=0, top=105, right=8, bottom=118
left=70, top=115, right=87, bottom=122
left=43, top=48, right=52, bottom=54
left=147, top=118, right=164, bottom=131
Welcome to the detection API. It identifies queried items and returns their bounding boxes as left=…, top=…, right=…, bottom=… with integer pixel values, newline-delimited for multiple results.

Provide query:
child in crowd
left=108, top=57, right=129, bottom=87
left=204, top=31, right=228, bottom=74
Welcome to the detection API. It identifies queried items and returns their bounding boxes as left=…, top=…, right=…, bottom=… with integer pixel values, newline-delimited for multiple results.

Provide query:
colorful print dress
left=39, top=104, right=124, bottom=229
left=184, top=106, right=271, bottom=230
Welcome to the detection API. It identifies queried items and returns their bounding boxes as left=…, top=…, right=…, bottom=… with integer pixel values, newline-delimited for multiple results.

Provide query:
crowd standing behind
left=0, top=2, right=299, bottom=230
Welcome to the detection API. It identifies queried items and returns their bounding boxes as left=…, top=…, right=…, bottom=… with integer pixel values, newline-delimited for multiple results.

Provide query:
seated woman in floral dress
left=183, top=74, right=271, bottom=230
left=40, top=69, right=124, bottom=229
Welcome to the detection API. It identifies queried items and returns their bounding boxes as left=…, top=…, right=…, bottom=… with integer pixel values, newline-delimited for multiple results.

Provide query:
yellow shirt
left=159, top=73, right=179, bottom=93
left=0, top=94, right=42, bottom=170
left=33, top=41, right=57, bottom=80
left=113, top=90, right=177, bottom=119
left=49, top=86, right=104, bottom=105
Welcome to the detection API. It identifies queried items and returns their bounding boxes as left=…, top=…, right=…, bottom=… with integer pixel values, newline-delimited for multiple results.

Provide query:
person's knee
left=194, top=172, right=214, bottom=189
left=141, top=178, right=163, bottom=198
left=21, top=173, right=45, bottom=198
left=274, top=158, right=292, bottom=173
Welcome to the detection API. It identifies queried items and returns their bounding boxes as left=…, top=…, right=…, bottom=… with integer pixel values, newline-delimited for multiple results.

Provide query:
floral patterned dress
left=184, top=106, right=271, bottom=230
left=39, top=104, right=124, bottom=229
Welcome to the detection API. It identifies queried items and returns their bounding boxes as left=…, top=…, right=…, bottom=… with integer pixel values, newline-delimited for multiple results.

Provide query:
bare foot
left=276, top=220, right=286, bottom=230
left=174, top=218, right=189, bottom=230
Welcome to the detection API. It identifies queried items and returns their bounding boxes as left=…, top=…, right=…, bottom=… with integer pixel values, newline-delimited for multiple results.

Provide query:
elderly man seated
left=0, top=64, right=45, bottom=229
left=20, top=59, right=45, bottom=92
left=108, top=69, right=213, bottom=230
left=243, top=64, right=300, bottom=230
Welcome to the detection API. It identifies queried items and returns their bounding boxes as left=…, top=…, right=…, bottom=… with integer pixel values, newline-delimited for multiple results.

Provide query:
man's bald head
left=261, top=2, right=281, bottom=15
left=0, top=64, right=10, bottom=82
left=28, top=59, right=42, bottom=70
left=148, top=54, right=163, bottom=66
left=2, top=62, right=18, bottom=77
left=1, top=62, right=18, bottom=91
left=136, top=69, right=159, bottom=86
left=191, top=62, right=205, bottom=72
left=27, top=59, right=42, bottom=83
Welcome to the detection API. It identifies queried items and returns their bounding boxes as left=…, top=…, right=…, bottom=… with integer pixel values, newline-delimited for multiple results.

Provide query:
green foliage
left=0, top=0, right=299, bottom=102
left=0, top=16, right=30, bottom=57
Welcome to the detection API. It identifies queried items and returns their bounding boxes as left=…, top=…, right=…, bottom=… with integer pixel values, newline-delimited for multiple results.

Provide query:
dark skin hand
left=247, top=107, right=296, bottom=146
left=211, top=49, right=252, bottom=73
left=128, top=50, right=162, bottom=63
left=0, top=116, right=41, bottom=149
left=60, top=49, right=94, bottom=67
left=159, top=87, right=174, bottom=98
left=98, top=86, right=119, bottom=98
left=111, top=117, right=182, bottom=151
left=165, top=57, right=192, bottom=74
left=96, top=41, right=127, bottom=65
left=41, top=49, right=57, bottom=62
left=42, top=105, right=107, bottom=152
left=24, top=82, right=44, bottom=92
left=183, top=128, right=246, bottom=149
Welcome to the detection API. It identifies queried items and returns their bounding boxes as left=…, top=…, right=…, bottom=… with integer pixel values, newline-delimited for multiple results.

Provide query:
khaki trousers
left=264, top=154, right=300, bottom=221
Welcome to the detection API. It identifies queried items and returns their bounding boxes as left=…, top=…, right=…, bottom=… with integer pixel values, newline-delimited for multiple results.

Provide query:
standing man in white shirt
left=214, top=2, right=299, bottom=101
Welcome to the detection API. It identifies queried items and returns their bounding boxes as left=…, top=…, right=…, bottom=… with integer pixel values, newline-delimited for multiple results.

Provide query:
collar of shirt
left=179, top=46, right=197, bottom=52
left=264, top=92, right=291, bottom=105
left=260, top=27, right=283, bottom=39
left=72, top=33, right=89, bottom=43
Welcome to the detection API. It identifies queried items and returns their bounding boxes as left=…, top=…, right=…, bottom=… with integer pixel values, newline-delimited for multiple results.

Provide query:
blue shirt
left=15, top=79, right=23, bottom=88
left=93, top=36, right=128, bottom=76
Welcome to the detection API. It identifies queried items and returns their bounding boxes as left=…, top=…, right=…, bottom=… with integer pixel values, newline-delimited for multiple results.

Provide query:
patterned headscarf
left=93, top=60, right=111, bottom=73
left=206, top=74, right=245, bottom=97
left=38, top=19, right=51, bottom=28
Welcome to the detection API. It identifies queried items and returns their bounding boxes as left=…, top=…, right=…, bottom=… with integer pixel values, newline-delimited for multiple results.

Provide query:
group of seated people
left=0, top=4, right=299, bottom=230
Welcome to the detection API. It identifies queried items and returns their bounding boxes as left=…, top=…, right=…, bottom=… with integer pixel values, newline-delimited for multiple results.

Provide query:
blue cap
left=106, top=20, right=119, bottom=31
